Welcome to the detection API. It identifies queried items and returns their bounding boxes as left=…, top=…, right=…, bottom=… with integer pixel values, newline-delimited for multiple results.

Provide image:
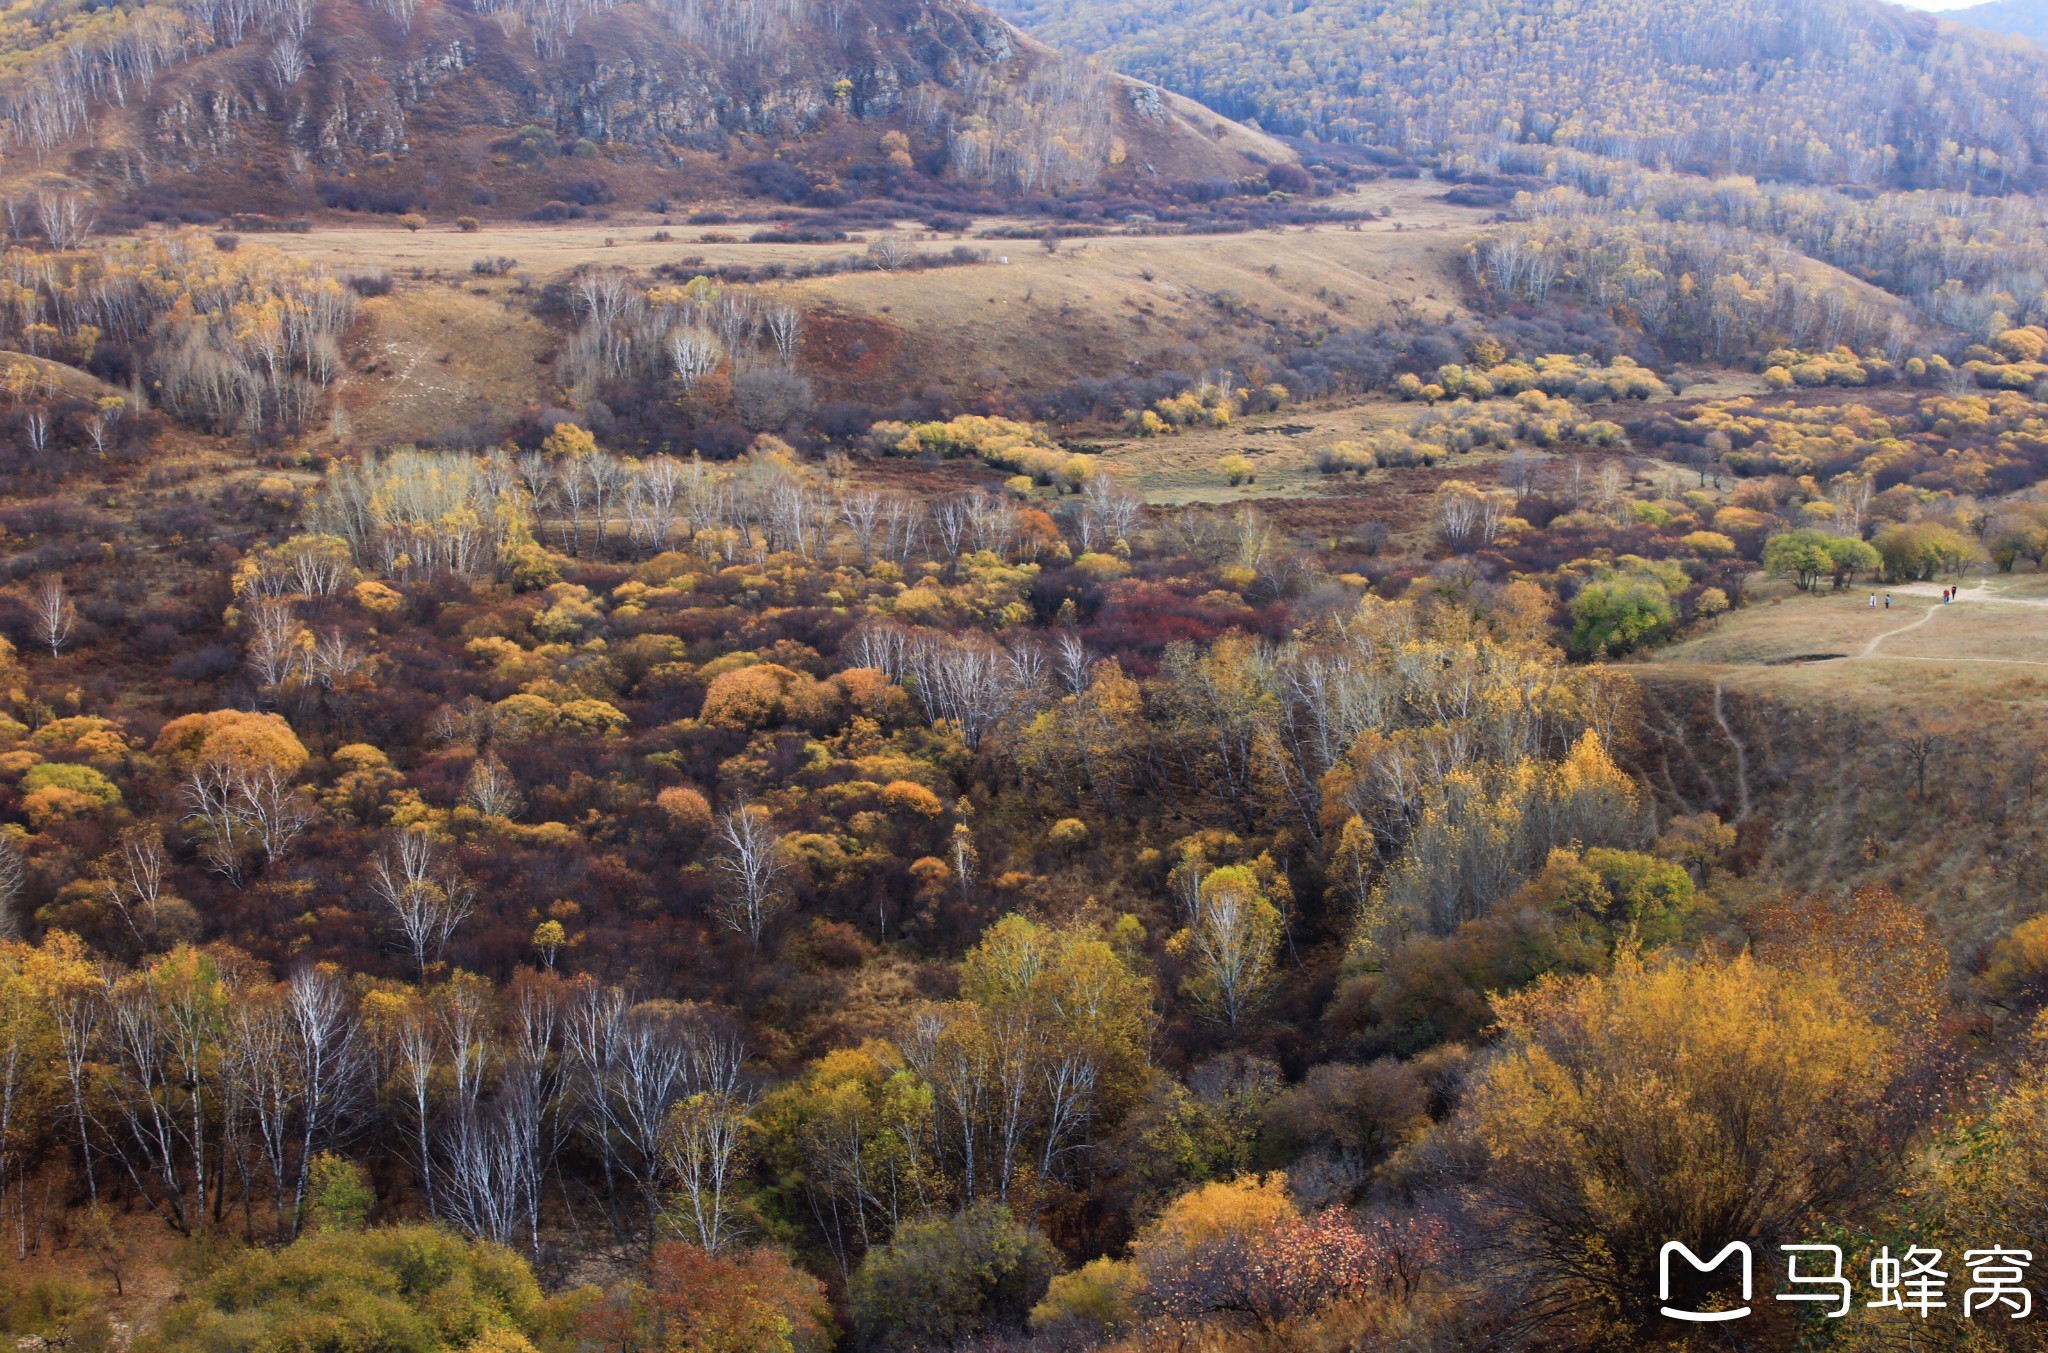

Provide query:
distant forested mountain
left=1946, top=0, right=2048, bottom=45
left=987, top=0, right=2048, bottom=189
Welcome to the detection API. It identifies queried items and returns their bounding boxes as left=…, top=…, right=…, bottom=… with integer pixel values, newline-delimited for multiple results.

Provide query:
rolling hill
left=985, top=0, right=2048, bottom=190
left=0, top=0, right=1285, bottom=218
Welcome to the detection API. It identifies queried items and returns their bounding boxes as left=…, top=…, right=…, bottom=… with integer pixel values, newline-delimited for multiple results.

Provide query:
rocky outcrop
left=121, top=0, right=1025, bottom=172
left=33, top=0, right=1276, bottom=208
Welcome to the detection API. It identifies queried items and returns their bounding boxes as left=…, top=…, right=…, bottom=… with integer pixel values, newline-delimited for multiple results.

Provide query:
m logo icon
left=1660, top=1241, right=1752, bottom=1322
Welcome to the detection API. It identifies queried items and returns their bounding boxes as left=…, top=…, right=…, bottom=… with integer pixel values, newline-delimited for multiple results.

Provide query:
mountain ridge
left=0, top=0, right=1287, bottom=217
left=986, top=0, right=2048, bottom=190
left=1942, top=0, right=2048, bottom=46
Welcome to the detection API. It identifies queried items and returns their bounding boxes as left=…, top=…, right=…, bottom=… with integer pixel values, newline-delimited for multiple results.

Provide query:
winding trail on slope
left=1889, top=578, right=2048, bottom=608
left=1685, top=579, right=2048, bottom=826
left=1847, top=581, right=2048, bottom=666
left=1855, top=601, right=1941, bottom=658
left=1711, top=673, right=1752, bottom=824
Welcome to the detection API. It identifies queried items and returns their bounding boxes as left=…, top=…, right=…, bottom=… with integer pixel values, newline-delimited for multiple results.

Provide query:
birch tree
left=1172, top=866, right=1282, bottom=1028
left=370, top=830, right=475, bottom=978
left=28, top=576, right=74, bottom=657
left=0, top=836, right=22, bottom=940
left=662, top=1088, right=753, bottom=1254
left=710, top=804, right=791, bottom=952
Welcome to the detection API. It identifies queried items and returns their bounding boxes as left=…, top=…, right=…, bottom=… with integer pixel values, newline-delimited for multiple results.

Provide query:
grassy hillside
left=243, top=178, right=1481, bottom=443
left=1638, top=577, right=2048, bottom=956
left=988, top=0, right=2048, bottom=190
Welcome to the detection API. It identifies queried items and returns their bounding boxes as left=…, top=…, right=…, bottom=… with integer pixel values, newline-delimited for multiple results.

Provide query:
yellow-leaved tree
left=1457, top=949, right=1896, bottom=1339
left=1170, top=865, right=1283, bottom=1028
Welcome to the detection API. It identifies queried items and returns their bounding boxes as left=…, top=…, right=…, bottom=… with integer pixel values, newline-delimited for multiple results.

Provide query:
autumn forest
left=0, top=0, right=2047, bottom=1349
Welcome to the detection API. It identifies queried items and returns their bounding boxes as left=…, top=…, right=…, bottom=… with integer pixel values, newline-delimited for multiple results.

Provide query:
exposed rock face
left=36, top=0, right=1275, bottom=209
left=116, top=0, right=1024, bottom=177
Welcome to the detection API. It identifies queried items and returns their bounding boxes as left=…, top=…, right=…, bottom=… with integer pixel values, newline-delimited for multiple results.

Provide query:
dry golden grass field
left=1633, top=575, right=2048, bottom=954
left=333, top=284, right=559, bottom=448
left=245, top=178, right=1815, bottom=457
left=1086, top=400, right=1423, bottom=504
left=1643, top=574, right=2048, bottom=713
left=258, top=182, right=1491, bottom=444
left=262, top=181, right=1477, bottom=278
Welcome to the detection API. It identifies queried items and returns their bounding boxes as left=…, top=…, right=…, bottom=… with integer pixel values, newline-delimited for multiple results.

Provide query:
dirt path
left=1712, top=674, right=1753, bottom=823
left=1867, top=654, right=2048, bottom=667
left=1855, top=601, right=1941, bottom=658
left=1848, top=581, right=2048, bottom=667
left=1892, top=578, right=2048, bottom=608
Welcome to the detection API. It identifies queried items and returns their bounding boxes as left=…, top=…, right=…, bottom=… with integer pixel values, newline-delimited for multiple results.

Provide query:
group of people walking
left=1867, top=585, right=1966, bottom=609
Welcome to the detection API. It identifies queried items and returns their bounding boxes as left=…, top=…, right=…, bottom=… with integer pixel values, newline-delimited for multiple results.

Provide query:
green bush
left=1528, top=846, right=1700, bottom=943
left=1873, top=521, right=1971, bottom=582
left=1763, top=528, right=1879, bottom=591
left=1569, top=575, right=1677, bottom=656
left=1031, top=1256, right=1140, bottom=1338
left=849, top=1202, right=1059, bottom=1351
left=140, top=1223, right=542, bottom=1353
left=305, top=1153, right=375, bottom=1233
left=1, top=1277, right=115, bottom=1351
left=19, top=760, right=121, bottom=806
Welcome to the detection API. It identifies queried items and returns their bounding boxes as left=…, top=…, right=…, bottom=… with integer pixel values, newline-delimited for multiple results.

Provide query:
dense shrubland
left=1314, top=396, right=1626, bottom=479
left=0, top=335, right=2045, bottom=1350
left=1635, top=383, right=2048, bottom=499
left=0, top=232, right=351, bottom=438
left=0, top=7, right=2046, bottom=1337
left=0, top=406, right=1876, bottom=1352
